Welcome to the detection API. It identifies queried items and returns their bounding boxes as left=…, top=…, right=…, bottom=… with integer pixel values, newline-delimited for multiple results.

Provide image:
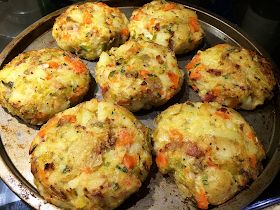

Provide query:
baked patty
left=153, top=102, right=265, bottom=209
left=128, top=0, right=204, bottom=54
left=0, top=48, right=90, bottom=125
left=186, top=44, right=276, bottom=110
left=30, top=99, right=152, bottom=210
left=95, top=40, right=184, bottom=112
left=52, top=2, right=129, bottom=60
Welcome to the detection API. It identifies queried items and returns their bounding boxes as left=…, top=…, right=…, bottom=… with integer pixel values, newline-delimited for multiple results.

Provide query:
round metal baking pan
left=0, top=2, right=279, bottom=210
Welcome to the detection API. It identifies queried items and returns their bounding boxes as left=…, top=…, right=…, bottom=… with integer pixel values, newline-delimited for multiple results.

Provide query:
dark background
left=0, top=0, right=279, bottom=209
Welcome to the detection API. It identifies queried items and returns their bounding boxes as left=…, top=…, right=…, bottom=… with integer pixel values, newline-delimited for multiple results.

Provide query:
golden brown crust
left=186, top=44, right=276, bottom=110
left=0, top=48, right=90, bottom=125
left=153, top=102, right=265, bottom=208
left=95, top=40, right=184, bottom=112
left=30, top=99, right=152, bottom=209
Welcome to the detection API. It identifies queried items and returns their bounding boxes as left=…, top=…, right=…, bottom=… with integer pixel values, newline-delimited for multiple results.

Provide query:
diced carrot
left=163, top=3, right=176, bottom=11
left=63, top=34, right=70, bottom=40
left=169, top=129, right=183, bottom=141
left=116, top=129, right=134, bottom=147
left=195, top=189, right=209, bottom=209
left=45, top=73, right=52, bottom=80
left=189, top=17, right=200, bottom=32
left=48, top=61, right=59, bottom=68
left=145, top=18, right=156, bottom=30
left=215, top=110, right=230, bottom=120
left=212, top=86, right=221, bottom=96
left=185, top=55, right=200, bottom=70
left=37, top=117, right=59, bottom=138
left=192, top=85, right=199, bottom=91
left=156, top=152, right=168, bottom=168
left=81, top=167, right=93, bottom=174
left=247, top=131, right=255, bottom=140
left=189, top=70, right=202, bottom=80
left=123, top=154, right=138, bottom=169
left=127, top=65, right=132, bottom=71
left=58, top=115, right=77, bottom=125
left=139, top=70, right=150, bottom=79
left=64, top=56, right=86, bottom=74
left=249, top=155, right=257, bottom=169
left=120, top=28, right=129, bottom=37
left=83, top=12, right=92, bottom=24
left=167, top=72, right=179, bottom=89
left=132, top=11, right=142, bottom=21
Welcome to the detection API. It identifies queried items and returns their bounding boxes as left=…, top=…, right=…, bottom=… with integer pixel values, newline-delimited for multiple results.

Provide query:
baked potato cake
left=153, top=102, right=265, bottom=209
left=128, top=0, right=204, bottom=54
left=186, top=44, right=276, bottom=110
left=95, top=40, right=184, bottom=112
left=0, top=48, right=90, bottom=125
left=52, top=2, right=129, bottom=60
left=30, top=99, right=152, bottom=210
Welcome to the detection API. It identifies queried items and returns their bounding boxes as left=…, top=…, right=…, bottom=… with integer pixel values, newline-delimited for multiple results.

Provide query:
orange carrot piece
left=212, top=86, right=221, bottom=96
left=123, top=154, right=138, bottom=169
left=120, top=28, right=129, bottom=37
left=48, top=61, right=59, bottom=68
left=195, top=189, right=209, bottom=209
left=249, top=155, right=257, bottom=169
left=247, top=131, right=255, bottom=140
left=169, top=129, right=183, bottom=141
left=116, top=129, right=134, bottom=147
left=215, top=110, right=230, bottom=120
left=37, top=117, right=59, bottom=138
left=185, top=55, right=200, bottom=70
left=139, top=70, right=150, bottom=78
left=59, top=115, right=77, bottom=125
left=64, top=56, right=86, bottom=74
left=83, top=12, right=92, bottom=24
left=45, top=73, right=52, bottom=80
left=132, top=11, right=142, bottom=21
left=167, top=72, right=179, bottom=89
left=81, top=167, right=93, bottom=174
left=189, top=70, right=202, bottom=80
left=163, top=3, right=176, bottom=11
left=156, top=152, right=168, bottom=168
left=189, top=17, right=200, bottom=32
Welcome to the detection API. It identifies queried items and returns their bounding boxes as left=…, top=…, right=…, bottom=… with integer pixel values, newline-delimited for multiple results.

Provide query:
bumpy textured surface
left=186, top=44, right=276, bottom=110
left=95, top=40, right=184, bottom=112
left=52, top=2, right=129, bottom=60
left=128, top=0, right=204, bottom=54
left=30, top=99, right=152, bottom=210
left=0, top=48, right=90, bottom=125
left=153, top=102, right=265, bottom=209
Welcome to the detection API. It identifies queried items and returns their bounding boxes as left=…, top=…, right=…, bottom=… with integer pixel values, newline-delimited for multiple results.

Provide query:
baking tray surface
left=0, top=3, right=280, bottom=210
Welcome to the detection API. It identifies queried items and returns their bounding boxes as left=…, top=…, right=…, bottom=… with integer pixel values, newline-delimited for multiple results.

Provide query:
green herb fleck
left=201, top=175, right=208, bottom=185
left=63, top=165, right=71, bottom=173
left=223, top=75, right=229, bottom=79
left=80, top=45, right=90, bottom=52
left=109, top=70, right=116, bottom=77
left=112, top=182, right=119, bottom=190
left=116, top=165, right=128, bottom=173
left=120, top=69, right=125, bottom=74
